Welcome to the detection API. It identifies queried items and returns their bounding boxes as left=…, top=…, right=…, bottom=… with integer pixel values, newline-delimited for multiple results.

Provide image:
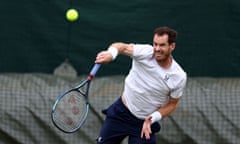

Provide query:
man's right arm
left=110, top=42, right=134, bottom=57
left=95, top=42, right=134, bottom=64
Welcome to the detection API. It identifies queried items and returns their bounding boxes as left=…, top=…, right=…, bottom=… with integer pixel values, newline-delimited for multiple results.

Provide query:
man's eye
left=160, top=44, right=166, bottom=47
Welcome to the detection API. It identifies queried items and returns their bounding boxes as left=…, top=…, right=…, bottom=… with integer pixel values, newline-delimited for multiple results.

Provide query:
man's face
left=153, top=34, right=175, bottom=63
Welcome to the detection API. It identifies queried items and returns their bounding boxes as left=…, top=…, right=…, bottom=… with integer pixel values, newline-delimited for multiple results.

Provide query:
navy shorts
left=96, top=97, right=161, bottom=144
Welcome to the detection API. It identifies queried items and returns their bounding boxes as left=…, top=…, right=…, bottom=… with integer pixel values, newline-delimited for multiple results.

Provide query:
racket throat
left=88, top=74, right=94, bottom=80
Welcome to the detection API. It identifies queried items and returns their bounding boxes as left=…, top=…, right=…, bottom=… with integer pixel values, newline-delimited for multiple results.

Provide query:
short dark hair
left=153, top=26, right=178, bottom=44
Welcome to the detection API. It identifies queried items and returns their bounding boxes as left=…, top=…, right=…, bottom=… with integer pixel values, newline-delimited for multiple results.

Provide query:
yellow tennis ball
left=66, top=9, right=79, bottom=22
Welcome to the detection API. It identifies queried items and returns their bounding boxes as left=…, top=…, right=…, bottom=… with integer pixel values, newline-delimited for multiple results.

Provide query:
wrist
left=150, top=111, right=162, bottom=124
left=107, top=47, right=118, bottom=60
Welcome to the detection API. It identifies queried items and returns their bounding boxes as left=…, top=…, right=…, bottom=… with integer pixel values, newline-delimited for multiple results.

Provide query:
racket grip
left=90, top=63, right=101, bottom=76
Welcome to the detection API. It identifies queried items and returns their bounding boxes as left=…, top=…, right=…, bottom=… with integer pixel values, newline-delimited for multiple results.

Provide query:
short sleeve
left=170, top=76, right=187, bottom=99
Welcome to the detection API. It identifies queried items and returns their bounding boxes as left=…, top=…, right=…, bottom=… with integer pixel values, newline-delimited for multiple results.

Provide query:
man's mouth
left=155, top=52, right=163, bottom=57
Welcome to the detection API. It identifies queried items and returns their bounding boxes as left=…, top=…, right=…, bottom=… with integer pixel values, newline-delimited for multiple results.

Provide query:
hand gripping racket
left=51, top=63, right=101, bottom=133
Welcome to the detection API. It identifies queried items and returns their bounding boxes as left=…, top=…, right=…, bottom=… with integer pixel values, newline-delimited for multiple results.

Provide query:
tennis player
left=95, top=26, right=187, bottom=144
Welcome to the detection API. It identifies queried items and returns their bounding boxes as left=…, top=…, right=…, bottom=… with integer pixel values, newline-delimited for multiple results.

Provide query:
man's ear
left=170, top=43, right=176, bottom=51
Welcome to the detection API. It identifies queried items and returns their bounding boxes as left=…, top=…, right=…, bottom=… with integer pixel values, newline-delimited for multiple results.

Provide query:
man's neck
left=158, top=56, right=172, bottom=69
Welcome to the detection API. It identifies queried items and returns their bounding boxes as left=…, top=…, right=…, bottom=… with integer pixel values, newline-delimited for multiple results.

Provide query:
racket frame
left=51, top=64, right=101, bottom=133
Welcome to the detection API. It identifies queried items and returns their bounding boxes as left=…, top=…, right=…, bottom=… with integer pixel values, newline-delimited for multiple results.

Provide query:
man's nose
left=155, top=46, right=161, bottom=51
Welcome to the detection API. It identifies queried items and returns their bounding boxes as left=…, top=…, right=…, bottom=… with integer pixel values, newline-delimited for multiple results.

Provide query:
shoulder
left=174, top=60, right=187, bottom=87
left=132, top=44, right=153, bottom=59
left=170, top=59, right=187, bottom=87
left=168, top=60, right=187, bottom=98
left=172, top=59, right=187, bottom=78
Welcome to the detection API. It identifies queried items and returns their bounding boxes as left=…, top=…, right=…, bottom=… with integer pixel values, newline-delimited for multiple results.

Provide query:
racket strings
left=52, top=91, right=87, bottom=132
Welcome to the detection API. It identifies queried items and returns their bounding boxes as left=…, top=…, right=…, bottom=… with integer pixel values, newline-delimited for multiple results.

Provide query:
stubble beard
left=154, top=51, right=171, bottom=65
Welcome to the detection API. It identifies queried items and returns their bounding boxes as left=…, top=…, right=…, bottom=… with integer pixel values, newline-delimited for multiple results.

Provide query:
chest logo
left=164, top=74, right=170, bottom=81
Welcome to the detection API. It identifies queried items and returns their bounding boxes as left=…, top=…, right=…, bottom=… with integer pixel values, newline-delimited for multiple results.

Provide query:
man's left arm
left=158, top=97, right=180, bottom=118
left=141, top=97, right=180, bottom=139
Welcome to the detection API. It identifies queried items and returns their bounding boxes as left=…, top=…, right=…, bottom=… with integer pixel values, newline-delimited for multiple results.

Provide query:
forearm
left=109, top=42, right=133, bottom=56
left=158, top=102, right=178, bottom=118
left=150, top=97, right=180, bottom=123
left=95, top=42, right=133, bottom=64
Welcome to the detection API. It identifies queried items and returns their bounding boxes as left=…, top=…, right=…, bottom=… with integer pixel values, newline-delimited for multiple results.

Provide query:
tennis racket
left=51, top=63, right=101, bottom=133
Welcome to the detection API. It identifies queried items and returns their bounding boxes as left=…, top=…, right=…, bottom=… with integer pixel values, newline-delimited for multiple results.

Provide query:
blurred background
left=0, top=0, right=239, bottom=144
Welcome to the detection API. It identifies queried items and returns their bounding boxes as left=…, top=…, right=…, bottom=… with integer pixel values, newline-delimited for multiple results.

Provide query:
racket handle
left=90, top=63, right=101, bottom=76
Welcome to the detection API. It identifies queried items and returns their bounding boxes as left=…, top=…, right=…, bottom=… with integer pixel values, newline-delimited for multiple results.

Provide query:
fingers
left=141, top=127, right=144, bottom=138
left=95, top=51, right=112, bottom=64
left=95, top=52, right=104, bottom=62
left=144, top=125, right=152, bottom=139
left=141, top=126, right=152, bottom=139
left=141, top=118, right=152, bottom=140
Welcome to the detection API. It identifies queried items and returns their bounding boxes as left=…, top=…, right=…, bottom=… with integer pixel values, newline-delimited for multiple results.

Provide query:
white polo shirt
left=123, top=44, right=187, bottom=119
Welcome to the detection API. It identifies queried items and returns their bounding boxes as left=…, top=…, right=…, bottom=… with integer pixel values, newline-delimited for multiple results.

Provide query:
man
left=95, top=26, right=187, bottom=144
